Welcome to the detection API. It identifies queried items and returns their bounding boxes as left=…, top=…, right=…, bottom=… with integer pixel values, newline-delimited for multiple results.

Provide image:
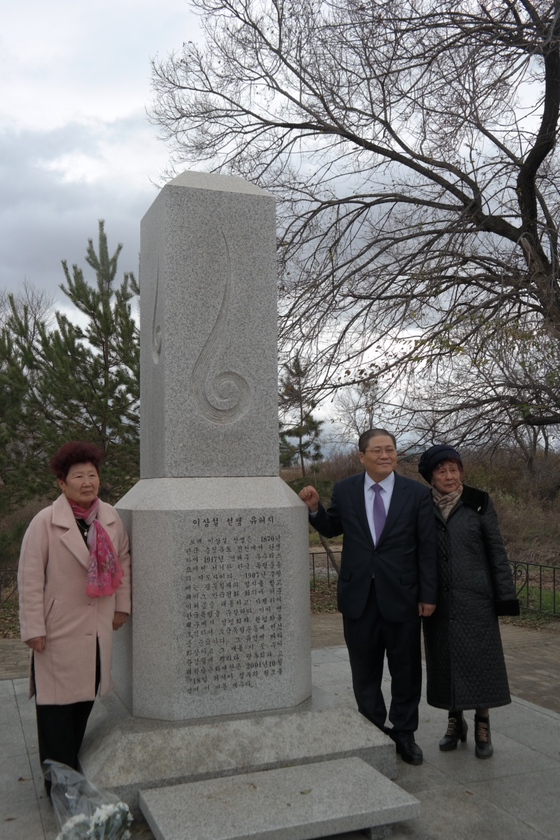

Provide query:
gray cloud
left=0, top=117, right=162, bottom=304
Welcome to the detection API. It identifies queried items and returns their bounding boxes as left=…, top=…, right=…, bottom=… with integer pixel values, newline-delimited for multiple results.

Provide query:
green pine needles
left=0, top=221, right=140, bottom=514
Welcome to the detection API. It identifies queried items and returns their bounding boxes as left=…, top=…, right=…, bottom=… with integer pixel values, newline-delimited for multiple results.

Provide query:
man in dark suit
left=300, top=428, right=437, bottom=765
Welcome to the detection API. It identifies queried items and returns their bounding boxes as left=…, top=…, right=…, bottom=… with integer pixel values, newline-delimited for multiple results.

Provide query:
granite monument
left=112, top=171, right=311, bottom=720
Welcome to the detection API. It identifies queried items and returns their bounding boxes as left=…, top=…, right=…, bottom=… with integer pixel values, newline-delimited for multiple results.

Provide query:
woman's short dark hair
left=49, top=441, right=104, bottom=480
left=435, top=456, right=464, bottom=473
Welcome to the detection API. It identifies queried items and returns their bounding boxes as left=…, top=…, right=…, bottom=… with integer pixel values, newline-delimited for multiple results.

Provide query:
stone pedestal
left=80, top=700, right=397, bottom=818
left=114, top=477, right=310, bottom=720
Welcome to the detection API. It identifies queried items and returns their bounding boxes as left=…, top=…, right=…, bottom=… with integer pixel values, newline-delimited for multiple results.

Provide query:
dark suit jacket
left=312, top=471, right=438, bottom=623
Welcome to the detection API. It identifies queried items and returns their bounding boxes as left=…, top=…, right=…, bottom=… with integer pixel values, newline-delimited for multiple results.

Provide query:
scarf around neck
left=432, top=484, right=463, bottom=521
left=67, top=497, right=124, bottom=598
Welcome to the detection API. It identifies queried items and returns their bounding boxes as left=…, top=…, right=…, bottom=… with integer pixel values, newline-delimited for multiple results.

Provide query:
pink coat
left=18, top=494, right=131, bottom=705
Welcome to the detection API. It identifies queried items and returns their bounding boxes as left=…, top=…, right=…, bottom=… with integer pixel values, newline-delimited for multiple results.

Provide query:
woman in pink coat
left=18, top=441, right=131, bottom=794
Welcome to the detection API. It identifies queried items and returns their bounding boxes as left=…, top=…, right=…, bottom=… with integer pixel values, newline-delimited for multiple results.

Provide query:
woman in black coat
left=418, top=444, right=519, bottom=759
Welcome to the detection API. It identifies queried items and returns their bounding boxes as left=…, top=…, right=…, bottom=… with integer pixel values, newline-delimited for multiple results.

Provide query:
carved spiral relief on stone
left=151, top=258, right=162, bottom=365
left=190, top=231, right=251, bottom=425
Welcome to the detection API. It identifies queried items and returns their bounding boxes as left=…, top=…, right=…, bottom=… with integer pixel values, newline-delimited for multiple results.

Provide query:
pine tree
left=0, top=222, right=139, bottom=512
left=279, top=354, right=323, bottom=477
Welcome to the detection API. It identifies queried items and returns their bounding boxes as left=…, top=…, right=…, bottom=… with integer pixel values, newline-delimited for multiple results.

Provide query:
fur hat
left=418, top=444, right=463, bottom=482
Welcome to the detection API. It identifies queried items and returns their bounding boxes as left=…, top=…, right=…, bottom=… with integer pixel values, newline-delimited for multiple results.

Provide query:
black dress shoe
left=395, top=738, right=423, bottom=765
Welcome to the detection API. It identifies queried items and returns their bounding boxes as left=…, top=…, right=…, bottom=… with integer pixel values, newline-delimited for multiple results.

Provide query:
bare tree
left=151, top=0, right=560, bottom=439
left=408, top=314, right=560, bottom=454
left=0, top=280, right=54, bottom=333
left=333, top=379, right=381, bottom=441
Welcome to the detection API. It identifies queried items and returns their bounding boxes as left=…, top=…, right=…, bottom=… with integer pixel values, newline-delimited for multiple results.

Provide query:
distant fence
left=511, top=561, right=560, bottom=615
left=309, top=550, right=342, bottom=586
left=2, top=558, right=560, bottom=616
left=310, top=552, right=560, bottom=618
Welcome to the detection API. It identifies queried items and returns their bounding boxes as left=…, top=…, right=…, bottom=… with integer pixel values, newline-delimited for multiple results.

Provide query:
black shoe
left=395, top=738, right=423, bottom=765
left=439, top=711, right=468, bottom=751
left=474, top=713, right=493, bottom=759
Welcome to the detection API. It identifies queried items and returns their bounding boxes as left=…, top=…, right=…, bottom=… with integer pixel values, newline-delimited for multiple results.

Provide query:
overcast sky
left=1, top=0, right=201, bottom=311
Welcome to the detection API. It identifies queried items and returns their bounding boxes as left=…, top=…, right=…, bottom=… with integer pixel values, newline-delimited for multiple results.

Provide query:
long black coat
left=423, top=485, right=517, bottom=711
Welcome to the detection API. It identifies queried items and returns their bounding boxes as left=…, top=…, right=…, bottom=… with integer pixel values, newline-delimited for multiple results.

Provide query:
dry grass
left=493, top=496, right=560, bottom=566
left=501, top=612, right=560, bottom=629
left=0, top=601, right=20, bottom=638
left=310, top=579, right=339, bottom=613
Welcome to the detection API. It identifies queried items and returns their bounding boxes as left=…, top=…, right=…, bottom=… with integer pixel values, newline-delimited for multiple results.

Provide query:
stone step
left=139, top=756, right=419, bottom=840
left=81, top=703, right=397, bottom=816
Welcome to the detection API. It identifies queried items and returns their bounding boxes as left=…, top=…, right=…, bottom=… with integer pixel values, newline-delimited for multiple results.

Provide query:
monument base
left=114, top=477, right=311, bottom=721
left=79, top=691, right=397, bottom=818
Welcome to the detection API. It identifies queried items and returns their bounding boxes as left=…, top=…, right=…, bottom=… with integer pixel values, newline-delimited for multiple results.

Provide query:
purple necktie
left=372, top=484, right=386, bottom=544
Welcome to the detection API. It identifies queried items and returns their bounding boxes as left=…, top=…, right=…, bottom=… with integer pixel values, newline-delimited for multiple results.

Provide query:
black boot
left=439, top=711, right=468, bottom=751
left=474, top=713, right=493, bottom=759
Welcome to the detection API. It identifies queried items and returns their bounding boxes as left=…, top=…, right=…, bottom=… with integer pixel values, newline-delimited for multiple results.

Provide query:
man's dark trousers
left=343, top=579, right=422, bottom=734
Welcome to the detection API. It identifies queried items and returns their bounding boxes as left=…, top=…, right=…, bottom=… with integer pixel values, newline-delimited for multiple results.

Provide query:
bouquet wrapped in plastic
left=43, top=761, right=133, bottom=840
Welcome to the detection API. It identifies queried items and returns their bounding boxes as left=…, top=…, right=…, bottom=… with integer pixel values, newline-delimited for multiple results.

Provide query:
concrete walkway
left=2, top=616, right=559, bottom=839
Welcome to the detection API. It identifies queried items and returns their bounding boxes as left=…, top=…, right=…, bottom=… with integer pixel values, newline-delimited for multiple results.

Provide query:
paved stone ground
left=500, top=621, right=560, bottom=713
left=0, top=638, right=30, bottom=680
left=310, top=613, right=560, bottom=714
left=3, top=615, right=559, bottom=839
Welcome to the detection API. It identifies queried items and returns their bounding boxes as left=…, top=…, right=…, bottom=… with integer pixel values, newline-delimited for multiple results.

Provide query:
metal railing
left=511, top=561, right=560, bottom=615
left=2, top=558, right=560, bottom=616
left=310, top=553, right=560, bottom=617
left=309, top=550, right=342, bottom=586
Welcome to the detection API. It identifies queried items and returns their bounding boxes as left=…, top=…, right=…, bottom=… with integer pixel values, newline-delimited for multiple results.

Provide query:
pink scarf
left=68, top=498, right=124, bottom=598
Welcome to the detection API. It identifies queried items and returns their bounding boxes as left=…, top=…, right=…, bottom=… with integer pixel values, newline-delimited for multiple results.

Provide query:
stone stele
left=111, top=171, right=311, bottom=721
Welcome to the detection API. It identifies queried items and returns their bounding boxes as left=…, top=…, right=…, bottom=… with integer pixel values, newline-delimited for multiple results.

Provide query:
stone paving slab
left=139, top=757, right=420, bottom=840
left=500, top=621, right=560, bottom=713
left=5, top=656, right=560, bottom=840
left=0, top=638, right=30, bottom=679
left=310, top=614, right=560, bottom=714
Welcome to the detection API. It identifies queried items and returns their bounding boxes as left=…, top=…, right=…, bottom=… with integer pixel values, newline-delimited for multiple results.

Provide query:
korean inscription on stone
left=182, top=514, right=284, bottom=694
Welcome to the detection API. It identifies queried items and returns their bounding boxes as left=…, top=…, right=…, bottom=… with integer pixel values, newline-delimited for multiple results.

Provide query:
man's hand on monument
left=299, top=486, right=320, bottom=513
left=418, top=603, right=436, bottom=617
